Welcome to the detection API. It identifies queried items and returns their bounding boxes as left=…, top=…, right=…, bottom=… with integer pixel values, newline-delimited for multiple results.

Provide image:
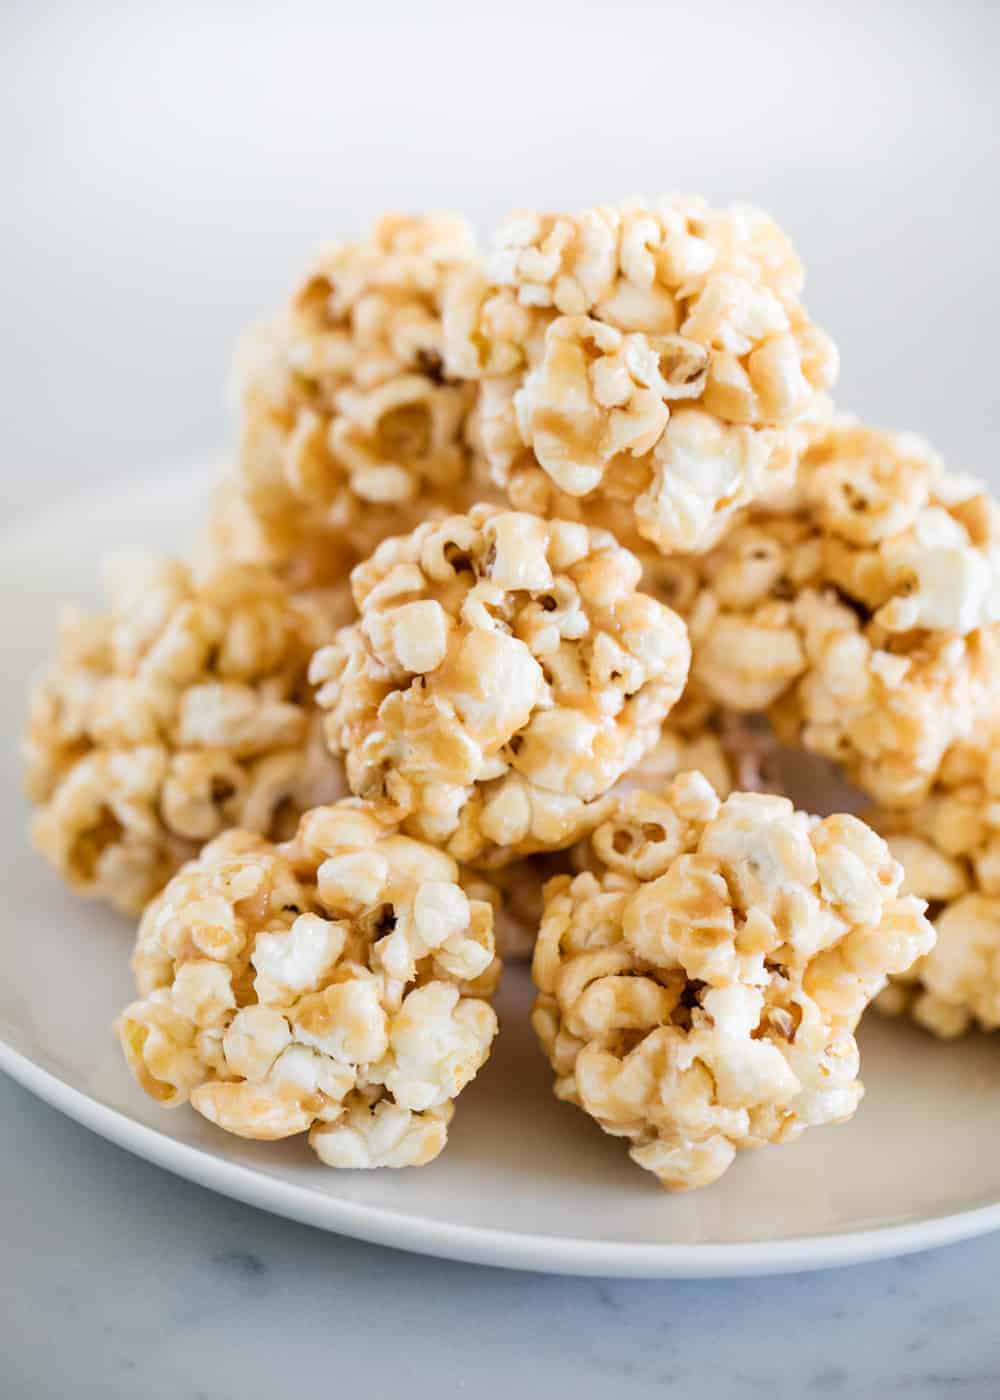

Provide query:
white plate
left=3, top=466, right=1000, bottom=1279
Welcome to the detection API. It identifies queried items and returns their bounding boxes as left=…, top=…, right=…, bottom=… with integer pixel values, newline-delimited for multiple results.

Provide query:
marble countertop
left=3, top=1070, right=998, bottom=1398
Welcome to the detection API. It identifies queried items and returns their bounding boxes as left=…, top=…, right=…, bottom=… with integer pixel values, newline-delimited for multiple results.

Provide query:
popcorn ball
left=532, top=774, right=934, bottom=1190
left=873, top=737, right=1000, bottom=1036
left=444, top=196, right=837, bottom=554
left=24, top=555, right=350, bottom=914
left=678, top=422, right=1000, bottom=807
left=233, top=213, right=483, bottom=581
left=311, top=504, right=691, bottom=866
left=116, top=801, right=499, bottom=1165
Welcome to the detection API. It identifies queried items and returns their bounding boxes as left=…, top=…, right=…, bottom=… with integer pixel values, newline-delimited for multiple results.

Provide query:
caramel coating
left=873, top=737, right=1000, bottom=1035
left=25, top=555, right=350, bottom=913
left=311, top=505, right=691, bottom=865
left=232, top=214, right=484, bottom=582
left=116, top=801, right=499, bottom=1166
left=533, top=774, right=933, bottom=1190
left=666, top=422, right=1000, bottom=808
left=445, top=196, right=837, bottom=554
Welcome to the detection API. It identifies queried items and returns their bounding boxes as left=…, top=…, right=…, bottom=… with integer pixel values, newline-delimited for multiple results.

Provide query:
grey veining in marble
left=2, top=1074, right=998, bottom=1399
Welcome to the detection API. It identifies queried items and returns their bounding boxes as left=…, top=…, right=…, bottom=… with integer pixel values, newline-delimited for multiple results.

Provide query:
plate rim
left=4, top=1036, right=1000, bottom=1278
left=6, top=462, right=1000, bottom=1280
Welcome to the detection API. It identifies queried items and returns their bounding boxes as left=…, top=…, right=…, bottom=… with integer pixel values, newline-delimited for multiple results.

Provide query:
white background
left=3, top=0, right=1000, bottom=518
left=3, top=3, right=1000, bottom=1395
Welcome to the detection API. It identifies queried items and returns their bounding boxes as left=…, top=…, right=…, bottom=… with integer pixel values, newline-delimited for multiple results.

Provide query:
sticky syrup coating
left=311, top=504, right=691, bottom=866
left=659, top=422, right=1000, bottom=809
left=532, top=773, right=934, bottom=1190
left=233, top=213, right=486, bottom=582
left=872, top=736, right=1000, bottom=1036
left=24, top=554, right=351, bottom=914
left=116, top=800, right=499, bottom=1167
left=444, top=195, right=837, bottom=555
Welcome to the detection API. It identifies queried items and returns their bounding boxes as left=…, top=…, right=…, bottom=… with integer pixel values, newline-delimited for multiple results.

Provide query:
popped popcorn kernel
left=115, top=800, right=499, bottom=1165
left=312, top=503, right=691, bottom=865
left=24, top=555, right=350, bottom=914
left=532, top=777, right=934, bottom=1191
left=311, top=1092, right=452, bottom=1169
left=444, top=196, right=837, bottom=554
left=230, top=214, right=486, bottom=582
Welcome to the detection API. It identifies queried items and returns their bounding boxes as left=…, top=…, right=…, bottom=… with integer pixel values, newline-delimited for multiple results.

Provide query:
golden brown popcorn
left=24, top=555, right=351, bottom=914
left=473, top=712, right=778, bottom=964
left=116, top=801, right=499, bottom=1166
left=672, top=422, right=1000, bottom=807
left=872, top=737, right=1000, bottom=1036
left=232, top=213, right=484, bottom=582
left=532, top=773, right=934, bottom=1191
left=311, top=505, right=691, bottom=866
left=444, top=196, right=837, bottom=555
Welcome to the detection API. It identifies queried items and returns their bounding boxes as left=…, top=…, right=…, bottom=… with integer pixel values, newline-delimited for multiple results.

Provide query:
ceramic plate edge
left=3, top=1036, right=1000, bottom=1279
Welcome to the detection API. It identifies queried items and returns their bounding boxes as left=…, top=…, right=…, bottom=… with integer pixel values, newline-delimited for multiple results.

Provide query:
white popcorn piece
left=115, top=800, right=499, bottom=1165
left=532, top=776, right=934, bottom=1191
left=24, top=555, right=350, bottom=913
left=252, top=913, right=347, bottom=1004
left=371, top=982, right=498, bottom=1111
left=443, top=196, right=837, bottom=555
left=222, top=1005, right=293, bottom=1081
left=311, top=1094, right=452, bottom=1169
left=312, top=504, right=691, bottom=865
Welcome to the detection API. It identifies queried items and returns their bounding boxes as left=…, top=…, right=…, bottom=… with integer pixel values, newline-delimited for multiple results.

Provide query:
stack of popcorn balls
left=31, top=192, right=999, bottom=1192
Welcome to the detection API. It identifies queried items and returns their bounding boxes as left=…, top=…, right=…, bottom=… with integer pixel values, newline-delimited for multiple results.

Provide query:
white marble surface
left=3, top=1071, right=999, bottom=1398
left=4, top=2, right=1000, bottom=1394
